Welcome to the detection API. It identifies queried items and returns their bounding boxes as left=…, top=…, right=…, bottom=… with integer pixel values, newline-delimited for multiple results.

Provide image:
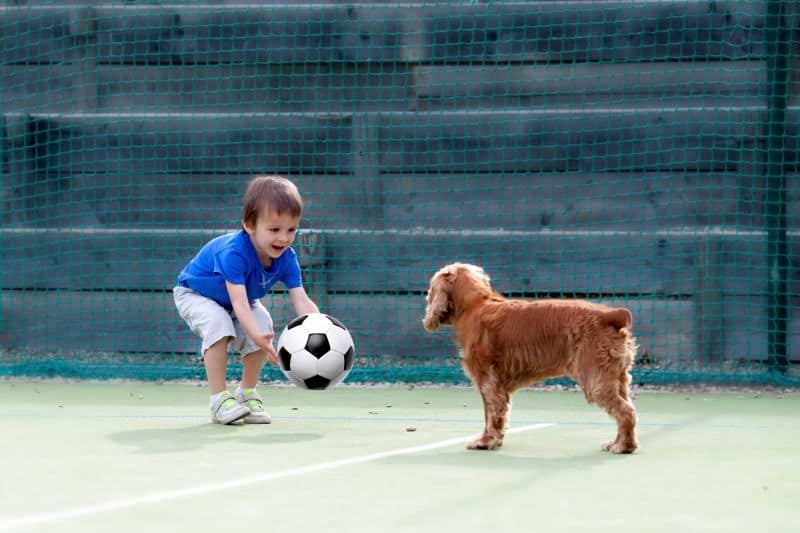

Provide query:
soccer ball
left=276, top=313, right=355, bottom=390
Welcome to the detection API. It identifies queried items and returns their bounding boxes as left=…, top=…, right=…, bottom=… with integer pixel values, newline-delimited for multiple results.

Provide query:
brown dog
left=423, top=262, right=638, bottom=453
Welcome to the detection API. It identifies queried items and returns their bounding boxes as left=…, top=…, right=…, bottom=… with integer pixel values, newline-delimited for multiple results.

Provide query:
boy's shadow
left=108, top=423, right=322, bottom=454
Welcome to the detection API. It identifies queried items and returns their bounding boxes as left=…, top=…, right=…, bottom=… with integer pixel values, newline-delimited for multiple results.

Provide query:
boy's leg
left=240, top=349, right=266, bottom=389
left=204, top=337, right=232, bottom=395
left=237, top=350, right=271, bottom=424
left=173, top=286, right=250, bottom=425
left=205, top=337, right=251, bottom=424
left=230, top=300, right=273, bottom=424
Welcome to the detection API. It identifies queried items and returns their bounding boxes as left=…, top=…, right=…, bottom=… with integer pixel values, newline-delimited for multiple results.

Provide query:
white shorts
left=173, top=285, right=274, bottom=359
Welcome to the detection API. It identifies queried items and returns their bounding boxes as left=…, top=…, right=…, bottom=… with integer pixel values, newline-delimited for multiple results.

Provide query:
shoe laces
left=244, top=398, right=263, bottom=412
left=219, top=397, right=239, bottom=412
left=240, top=389, right=263, bottom=412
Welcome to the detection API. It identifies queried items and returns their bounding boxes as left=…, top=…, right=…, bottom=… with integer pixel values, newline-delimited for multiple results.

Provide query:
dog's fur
left=423, top=263, right=638, bottom=453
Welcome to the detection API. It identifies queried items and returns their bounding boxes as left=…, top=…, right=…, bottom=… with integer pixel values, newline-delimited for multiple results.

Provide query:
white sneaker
left=236, top=388, right=272, bottom=424
left=210, top=391, right=251, bottom=425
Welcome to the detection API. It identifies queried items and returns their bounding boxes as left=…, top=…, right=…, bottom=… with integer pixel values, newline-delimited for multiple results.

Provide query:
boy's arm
left=225, top=281, right=278, bottom=364
left=288, top=286, right=319, bottom=316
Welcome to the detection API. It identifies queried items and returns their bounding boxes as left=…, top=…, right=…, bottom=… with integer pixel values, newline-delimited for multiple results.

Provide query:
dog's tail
left=603, top=308, right=637, bottom=372
left=601, top=308, right=633, bottom=331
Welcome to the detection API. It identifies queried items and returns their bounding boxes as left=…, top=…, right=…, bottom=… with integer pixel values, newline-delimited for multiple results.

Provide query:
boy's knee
left=243, top=349, right=266, bottom=361
left=203, top=336, right=232, bottom=356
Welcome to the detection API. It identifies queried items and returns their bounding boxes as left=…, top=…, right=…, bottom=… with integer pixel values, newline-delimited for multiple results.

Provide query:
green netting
left=0, top=1, right=798, bottom=386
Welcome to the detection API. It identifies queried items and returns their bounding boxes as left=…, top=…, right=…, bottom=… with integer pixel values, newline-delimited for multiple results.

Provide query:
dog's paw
left=602, top=440, right=637, bottom=454
left=467, top=436, right=502, bottom=450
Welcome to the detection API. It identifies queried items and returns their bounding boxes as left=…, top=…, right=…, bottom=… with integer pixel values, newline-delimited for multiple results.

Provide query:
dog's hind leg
left=618, top=364, right=633, bottom=403
left=467, top=377, right=509, bottom=451
left=595, top=381, right=638, bottom=454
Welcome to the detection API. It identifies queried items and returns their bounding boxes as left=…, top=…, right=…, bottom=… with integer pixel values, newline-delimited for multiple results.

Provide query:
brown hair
left=241, top=176, right=304, bottom=228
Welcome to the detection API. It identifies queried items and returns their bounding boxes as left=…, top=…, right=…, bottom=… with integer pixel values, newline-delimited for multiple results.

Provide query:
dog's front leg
left=467, top=379, right=509, bottom=451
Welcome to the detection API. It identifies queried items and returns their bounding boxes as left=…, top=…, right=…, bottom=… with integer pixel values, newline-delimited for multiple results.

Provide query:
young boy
left=173, top=176, right=319, bottom=424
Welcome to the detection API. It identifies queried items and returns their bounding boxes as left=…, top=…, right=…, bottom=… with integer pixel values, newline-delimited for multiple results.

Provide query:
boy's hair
left=242, top=176, right=304, bottom=227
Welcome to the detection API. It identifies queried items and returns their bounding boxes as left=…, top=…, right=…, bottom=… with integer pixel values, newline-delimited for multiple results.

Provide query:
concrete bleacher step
left=3, top=106, right=796, bottom=176
left=0, top=1, right=770, bottom=64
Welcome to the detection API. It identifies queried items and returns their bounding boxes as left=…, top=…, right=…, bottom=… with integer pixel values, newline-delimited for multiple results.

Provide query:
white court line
left=0, top=423, right=552, bottom=531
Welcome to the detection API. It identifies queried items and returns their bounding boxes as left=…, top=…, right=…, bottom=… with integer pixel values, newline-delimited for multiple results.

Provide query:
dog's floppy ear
left=422, top=266, right=457, bottom=331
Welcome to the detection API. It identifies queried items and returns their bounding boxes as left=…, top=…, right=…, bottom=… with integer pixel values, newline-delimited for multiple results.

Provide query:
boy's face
left=243, top=209, right=299, bottom=263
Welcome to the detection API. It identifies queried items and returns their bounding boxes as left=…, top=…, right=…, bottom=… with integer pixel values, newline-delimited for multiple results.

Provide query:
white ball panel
left=317, top=351, right=345, bottom=379
left=325, top=325, right=354, bottom=354
left=284, top=371, right=306, bottom=388
left=289, top=350, right=319, bottom=380
left=278, top=327, right=308, bottom=353
left=301, top=313, right=333, bottom=334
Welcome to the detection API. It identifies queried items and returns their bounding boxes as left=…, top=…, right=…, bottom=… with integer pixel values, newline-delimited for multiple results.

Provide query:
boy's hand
left=257, top=333, right=278, bottom=364
left=225, top=282, right=280, bottom=364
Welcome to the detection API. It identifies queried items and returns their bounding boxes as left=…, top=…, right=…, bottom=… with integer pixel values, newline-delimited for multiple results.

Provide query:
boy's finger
left=265, top=344, right=278, bottom=358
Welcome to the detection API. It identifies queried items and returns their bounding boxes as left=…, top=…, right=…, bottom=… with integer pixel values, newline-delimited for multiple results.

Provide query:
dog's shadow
left=107, top=424, right=323, bottom=454
left=385, top=446, right=613, bottom=472
left=389, top=411, right=700, bottom=471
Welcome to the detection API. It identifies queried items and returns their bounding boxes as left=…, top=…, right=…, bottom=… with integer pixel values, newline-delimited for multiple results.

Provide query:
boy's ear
left=242, top=219, right=254, bottom=235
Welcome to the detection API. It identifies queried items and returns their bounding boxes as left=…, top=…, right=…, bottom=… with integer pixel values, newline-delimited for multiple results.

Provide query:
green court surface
left=0, top=382, right=798, bottom=533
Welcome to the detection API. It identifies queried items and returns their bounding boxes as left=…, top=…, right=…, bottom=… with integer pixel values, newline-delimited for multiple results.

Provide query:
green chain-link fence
left=1, top=1, right=798, bottom=385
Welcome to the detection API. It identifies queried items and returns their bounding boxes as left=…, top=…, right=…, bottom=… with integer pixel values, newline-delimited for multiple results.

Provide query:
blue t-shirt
left=177, top=230, right=302, bottom=309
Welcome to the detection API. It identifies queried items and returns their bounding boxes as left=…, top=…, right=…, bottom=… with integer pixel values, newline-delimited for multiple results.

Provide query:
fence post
left=694, top=235, right=725, bottom=365
left=352, top=113, right=383, bottom=228
left=0, top=115, right=3, bottom=340
left=764, top=0, right=790, bottom=373
left=297, top=233, right=328, bottom=310
left=69, top=6, right=98, bottom=111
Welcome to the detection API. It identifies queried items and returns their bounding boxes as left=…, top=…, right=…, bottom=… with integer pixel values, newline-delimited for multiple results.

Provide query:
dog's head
left=423, top=262, right=492, bottom=331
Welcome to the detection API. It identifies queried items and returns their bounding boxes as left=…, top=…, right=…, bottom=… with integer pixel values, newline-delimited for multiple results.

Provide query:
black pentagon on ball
left=305, top=333, right=330, bottom=358
left=343, top=346, right=355, bottom=371
left=325, top=314, right=347, bottom=330
left=278, top=347, right=293, bottom=370
left=304, top=375, right=331, bottom=390
left=286, top=314, right=309, bottom=329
